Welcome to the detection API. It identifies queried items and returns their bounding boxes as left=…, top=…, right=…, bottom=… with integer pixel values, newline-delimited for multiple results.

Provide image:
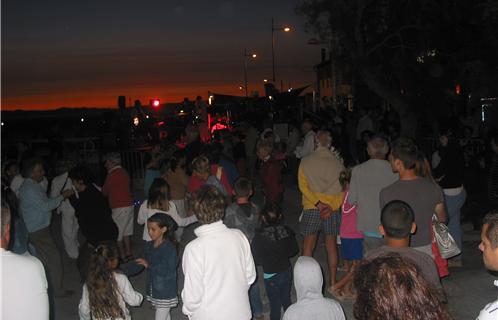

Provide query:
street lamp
left=271, top=18, right=291, bottom=85
left=243, top=48, right=257, bottom=97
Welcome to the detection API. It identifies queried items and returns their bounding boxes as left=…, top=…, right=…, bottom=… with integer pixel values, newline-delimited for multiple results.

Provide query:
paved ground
left=52, top=178, right=497, bottom=320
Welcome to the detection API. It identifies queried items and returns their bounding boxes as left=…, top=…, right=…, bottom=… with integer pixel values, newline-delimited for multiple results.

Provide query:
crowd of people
left=1, top=113, right=498, bottom=320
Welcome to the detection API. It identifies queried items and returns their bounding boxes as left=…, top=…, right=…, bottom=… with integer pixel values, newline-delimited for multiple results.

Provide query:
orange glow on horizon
left=0, top=83, right=262, bottom=111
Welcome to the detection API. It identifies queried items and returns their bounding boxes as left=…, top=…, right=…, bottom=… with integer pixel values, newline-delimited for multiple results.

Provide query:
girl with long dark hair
left=78, top=244, right=142, bottom=320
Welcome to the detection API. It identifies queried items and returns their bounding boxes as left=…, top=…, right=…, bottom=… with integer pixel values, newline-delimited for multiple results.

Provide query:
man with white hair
left=294, top=119, right=315, bottom=159
left=298, top=130, right=345, bottom=289
left=348, top=136, right=398, bottom=253
left=102, top=152, right=134, bottom=262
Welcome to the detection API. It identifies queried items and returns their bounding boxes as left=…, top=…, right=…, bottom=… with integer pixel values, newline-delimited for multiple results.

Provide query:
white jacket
left=181, top=221, right=256, bottom=320
left=1, top=249, right=49, bottom=320
left=295, top=130, right=316, bottom=159
left=50, top=172, right=75, bottom=215
left=79, top=272, right=143, bottom=320
left=137, top=200, right=197, bottom=241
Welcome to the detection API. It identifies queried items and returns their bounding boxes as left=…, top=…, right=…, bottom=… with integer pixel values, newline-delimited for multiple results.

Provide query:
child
left=78, top=244, right=143, bottom=320
left=283, top=257, right=345, bottom=320
left=330, top=169, right=364, bottom=298
left=138, top=178, right=196, bottom=242
left=187, top=155, right=233, bottom=196
left=224, top=177, right=260, bottom=242
left=367, top=200, right=445, bottom=301
left=252, top=202, right=299, bottom=320
left=135, top=213, right=179, bottom=320
left=223, top=177, right=263, bottom=320
left=256, top=140, right=284, bottom=205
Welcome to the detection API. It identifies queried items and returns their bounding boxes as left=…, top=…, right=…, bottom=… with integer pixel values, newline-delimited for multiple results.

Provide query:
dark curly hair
left=353, top=253, right=451, bottom=320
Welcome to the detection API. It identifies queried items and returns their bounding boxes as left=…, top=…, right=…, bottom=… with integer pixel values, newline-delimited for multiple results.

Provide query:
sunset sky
left=1, top=0, right=321, bottom=110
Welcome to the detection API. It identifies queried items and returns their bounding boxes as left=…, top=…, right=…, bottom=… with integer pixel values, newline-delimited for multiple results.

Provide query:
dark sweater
left=252, top=224, right=299, bottom=273
left=69, top=184, right=118, bottom=246
left=259, top=157, right=283, bottom=203
left=433, top=142, right=465, bottom=189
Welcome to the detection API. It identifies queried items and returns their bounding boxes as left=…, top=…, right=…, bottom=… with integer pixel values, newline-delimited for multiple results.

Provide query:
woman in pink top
left=330, top=169, right=364, bottom=298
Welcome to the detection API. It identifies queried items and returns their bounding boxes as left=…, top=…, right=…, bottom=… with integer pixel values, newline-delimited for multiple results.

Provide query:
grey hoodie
left=283, top=256, right=345, bottom=320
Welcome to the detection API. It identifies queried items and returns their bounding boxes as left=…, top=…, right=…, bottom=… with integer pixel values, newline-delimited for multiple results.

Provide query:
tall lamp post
left=243, top=48, right=257, bottom=97
left=271, top=18, right=291, bottom=85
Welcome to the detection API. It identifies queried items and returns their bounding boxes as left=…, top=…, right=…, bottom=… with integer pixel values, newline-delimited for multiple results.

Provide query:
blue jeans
left=249, top=274, right=263, bottom=317
left=445, top=189, right=467, bottom=260
left=264, top=268, right=292, bottom=320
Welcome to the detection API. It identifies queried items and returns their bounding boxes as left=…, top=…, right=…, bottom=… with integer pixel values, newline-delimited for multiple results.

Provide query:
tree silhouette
left=296, top=0, right=498, bottom=132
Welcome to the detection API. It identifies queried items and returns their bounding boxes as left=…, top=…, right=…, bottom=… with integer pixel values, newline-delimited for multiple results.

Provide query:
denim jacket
left=144, top=239, right=178, bottom=300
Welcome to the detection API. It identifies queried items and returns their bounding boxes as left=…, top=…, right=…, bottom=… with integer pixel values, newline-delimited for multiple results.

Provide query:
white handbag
left=432, top=215, right=461, bottom=259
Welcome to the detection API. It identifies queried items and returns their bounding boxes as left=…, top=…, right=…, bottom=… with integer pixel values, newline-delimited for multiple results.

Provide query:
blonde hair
left=191, top=155, right=210, bottom=174
left=256, top=139, right=273, bottom=153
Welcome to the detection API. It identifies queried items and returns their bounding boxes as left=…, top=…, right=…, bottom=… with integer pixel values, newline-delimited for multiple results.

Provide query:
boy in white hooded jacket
left=283, top=256, right=345, bottom=320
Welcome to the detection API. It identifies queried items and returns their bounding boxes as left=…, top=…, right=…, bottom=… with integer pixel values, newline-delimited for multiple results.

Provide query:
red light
left=455, top=84, right=461, bottom=95
left=157, top=121, right=165, bottom=126
left=153, top=99, right=160, bottom=107
left=211, top=123, right=228, bottom=133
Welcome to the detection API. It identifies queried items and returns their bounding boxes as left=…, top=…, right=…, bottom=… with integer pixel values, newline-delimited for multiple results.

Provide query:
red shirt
left=102, top=166, right=133, bottom=209
left=187, top=164, right=234, bottom=195
left=260, top=157, right=283, bottom=203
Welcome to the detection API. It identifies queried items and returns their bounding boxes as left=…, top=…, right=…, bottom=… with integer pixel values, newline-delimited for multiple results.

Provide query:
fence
left=120, top=148, right=148, bottom=181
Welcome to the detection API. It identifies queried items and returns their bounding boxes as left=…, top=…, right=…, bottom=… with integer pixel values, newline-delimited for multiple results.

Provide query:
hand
left=316, top=201, right=333, bottom=220
left=186, top=209, right=195, bottom=217
left=62, top=189, right=75, bottom=199
left=316, top=201, right=330, bottom=212
left=135, top=258, right=149, bottom=268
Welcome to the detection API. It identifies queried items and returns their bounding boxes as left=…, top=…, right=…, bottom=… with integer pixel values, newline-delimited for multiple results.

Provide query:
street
left=53, top=178, right=497, bottom=320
